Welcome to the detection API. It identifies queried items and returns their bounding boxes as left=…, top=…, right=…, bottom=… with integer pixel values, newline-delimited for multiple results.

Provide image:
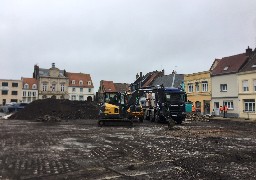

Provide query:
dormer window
left=223, top=66, right=229, bottom=71
left=88, top=81, right=91, bottom=85
left=32, top=84, right=37, bottom=89
left=79, top=80, right=83, bottom=85
left=72, top=80, right=75, bottom=85
left=24, top=83, right=29, bottom=89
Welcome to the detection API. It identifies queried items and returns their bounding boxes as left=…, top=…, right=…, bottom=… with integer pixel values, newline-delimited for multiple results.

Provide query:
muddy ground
left=0, top=119, right=256, bottom=180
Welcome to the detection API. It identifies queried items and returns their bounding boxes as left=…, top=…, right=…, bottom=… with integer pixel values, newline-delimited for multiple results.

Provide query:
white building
left=67, top=72, right=94, bottom=101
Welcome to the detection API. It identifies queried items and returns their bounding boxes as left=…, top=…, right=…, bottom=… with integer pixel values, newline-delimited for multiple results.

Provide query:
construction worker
left=219, top=106, right=223, bottom=113
left=223, top=105, right=228, bottom=118
left=192, top=104, right=196, bottom=113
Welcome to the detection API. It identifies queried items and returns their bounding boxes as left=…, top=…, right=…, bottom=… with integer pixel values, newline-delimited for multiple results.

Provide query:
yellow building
left=184, top=71, right=212, bottom=114
left=0, top=79, right=22, bottom=105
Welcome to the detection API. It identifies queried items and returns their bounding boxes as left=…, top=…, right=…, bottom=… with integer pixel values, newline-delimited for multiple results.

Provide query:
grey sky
left=1, top=0, right=256, bottom=90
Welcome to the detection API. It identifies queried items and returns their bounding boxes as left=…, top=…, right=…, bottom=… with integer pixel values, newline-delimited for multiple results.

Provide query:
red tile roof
left=66, top=72, right=94, bottom=88
left=239, top=50, right=256, bottom=72
left=101, top=80, right=117, bottom=92
left=211, top=53, right=249, bottom=76
left=22, top=78, right=38, bottom=89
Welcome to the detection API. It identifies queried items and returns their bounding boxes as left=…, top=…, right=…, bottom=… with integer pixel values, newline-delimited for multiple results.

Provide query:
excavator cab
left=98, top=92, right=133, bottom=126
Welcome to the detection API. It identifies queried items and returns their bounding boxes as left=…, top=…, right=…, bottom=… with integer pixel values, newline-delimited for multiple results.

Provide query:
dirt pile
left=9, top=99, right=99, bottom=120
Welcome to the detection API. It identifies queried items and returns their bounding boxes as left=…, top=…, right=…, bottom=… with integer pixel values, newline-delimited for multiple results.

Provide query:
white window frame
left=23, top=91, right=26, bottom=97
left=188, top=83, right=193, bottom=93
left=80, top=88, right=83, bottom=92
left=79, top=80, right=83, bottom=85
left=223, top=101, right=234, bottom=109
left=42, top=83, right=47, bottom=91
left=79, top=95, right=84, bottom=101
left=61, top=84, right=65, bottom=92
left=72, top=88, right=76, bottom=92
left=24, top=83, right=29, bottom=89
left=52, top=84, right=56, bottom=92
left=28, top=91, right=31, bottom=97
left=32, top=91, right=36, bottom=97
left=88, top=88, right=91, bottom=93
left=72, top=80, right=75, bottom=85
left=71, top=95, right=76, bottom=100
left=202, top=81, right=208, bottom=92
left=220, top=84, right=227, bottom=92
left=32, top=84, right=37, bottom=89
left=244, top=99, right=255, bottom=112
left=88, top=81, right=91, bottom=85
left=242, top=80, right=249, bottom=92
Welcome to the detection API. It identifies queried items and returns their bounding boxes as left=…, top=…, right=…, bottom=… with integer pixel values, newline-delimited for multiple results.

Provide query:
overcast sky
left=1, top=0, right=256, bottom=90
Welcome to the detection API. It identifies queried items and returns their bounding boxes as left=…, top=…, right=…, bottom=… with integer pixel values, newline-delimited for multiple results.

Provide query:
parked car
left=6, top=103, right=29, bottom=113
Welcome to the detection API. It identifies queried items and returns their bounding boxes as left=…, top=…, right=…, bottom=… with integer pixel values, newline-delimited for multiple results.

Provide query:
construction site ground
left=0, top=118, right=256, bottom=180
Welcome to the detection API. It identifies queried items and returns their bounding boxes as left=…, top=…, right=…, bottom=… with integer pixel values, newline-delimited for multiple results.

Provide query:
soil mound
left=10, top=99, right=99, bottom=120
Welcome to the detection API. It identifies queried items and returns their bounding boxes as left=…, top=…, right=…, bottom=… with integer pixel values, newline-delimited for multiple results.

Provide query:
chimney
left=52, top=63, right=55, bottom=68
left=140, top=72, right=143, bottom=78
left=162, top=69, right=165, bottom=75
left=246, top=46, right=252, bottom=56
left=136, top=73, right=139, bottom=79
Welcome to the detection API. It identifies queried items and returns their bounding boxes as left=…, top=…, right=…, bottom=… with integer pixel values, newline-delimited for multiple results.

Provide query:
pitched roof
left=114, top=83, right=130, bottom=92
left=22, top=78, right=38, bottom=89
left=101, top=80, right=116, bottom=92
left=239, top=50, right=256, bottom=72
left=152, top=74, right=184, bottom=88
left=211, top=53, right=249, bottom=76
left=66, top=72, right=94, bottom=88
left=38, top=68, right=66, bottom=77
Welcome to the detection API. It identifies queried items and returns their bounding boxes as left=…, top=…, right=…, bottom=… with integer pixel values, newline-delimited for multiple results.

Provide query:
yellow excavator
left=98, top=91, right=144, bottom=126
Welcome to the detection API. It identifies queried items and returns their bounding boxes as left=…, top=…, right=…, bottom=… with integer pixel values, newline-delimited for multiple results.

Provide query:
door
left=214, top=102, right=220, bottom=116
left=204, top=100, right=210, bottom=115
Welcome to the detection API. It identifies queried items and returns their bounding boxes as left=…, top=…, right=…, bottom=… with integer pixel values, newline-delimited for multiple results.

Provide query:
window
left=220, top=84, right=227, bottom=92
left=52, top=84, right=56, bottom=91
left=24, top=84, right=29, bottom=89
left=88, top=81, right=91, bottom=85
left=223, top=66, right=229, bottom=70
left=72, top=88, right=76, bottom=92
left=28, top=92, right=31, bottom=97
left=42, top=83, right=47, bottom=91
left=202, top=81, right=208, bottom=92
left=2, top=90, right=8, bottom=95
left=242, top=80, right=249, bottom=92
left=23, top=91, right=26, bottom=97
left=2, top=82, right=8, bottom=86
left=80, top=88, right=83, bottom=92
left=32, top=84, right=37, bottom=89
left=11, top=91, right=18, bottom=95
left=188, top=83, right=193, bottom=93
left=11, top=99, right=17, bottom=102
left=79, top=95, right=84, bottom=101
left=244, top=99, right=255, bottom=112
left=60, top=84, right=65, bottom=92
left=195, top=82, right=199, bottom=92
left=42, top=95, right=47, bottom=99
left=79, top=80, right=83, bottom=85
left=12, top=83, right=18, bottom=87
left=88, top=88, right=91, bottom=93
left=72, top=80, right=75, bottom=84
left=223, top=101, right=234, bottom=109
left=32, top=92, right=36, bottom=97
left=71, top=95, right=76, bottom=100
left=254, top=80, right=256, bottom=92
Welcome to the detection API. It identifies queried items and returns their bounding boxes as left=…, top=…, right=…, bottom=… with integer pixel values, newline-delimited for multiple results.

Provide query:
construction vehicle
left=138, top=85, right=187, bottom=125
left=98, top=91, right=144, bottom=126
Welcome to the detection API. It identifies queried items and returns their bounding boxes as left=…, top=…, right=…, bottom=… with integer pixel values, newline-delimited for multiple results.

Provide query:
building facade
left=67, top=72, right=94, bottom=101
left=237, top=48, right=256, bottom=119
left=211, top=47, right=250, bottom=117
left=184, top=71, right=212, bottom=114
left=33, top=63, right=69, bottom=99
left=21, top=77, right=38, bottom=103
left=0, top=79, right=22, bottom=105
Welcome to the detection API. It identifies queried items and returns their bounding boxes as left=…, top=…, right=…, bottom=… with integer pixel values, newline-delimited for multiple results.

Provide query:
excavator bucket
left=98, top=119, right=133, bottom=127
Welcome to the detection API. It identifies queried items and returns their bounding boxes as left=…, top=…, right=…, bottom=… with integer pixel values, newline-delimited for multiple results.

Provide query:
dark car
left=8, top=103, right=29, bottom=113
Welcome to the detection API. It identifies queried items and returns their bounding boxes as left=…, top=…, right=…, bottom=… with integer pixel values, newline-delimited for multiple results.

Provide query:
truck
left=138, top=85, right=187, bottom=125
